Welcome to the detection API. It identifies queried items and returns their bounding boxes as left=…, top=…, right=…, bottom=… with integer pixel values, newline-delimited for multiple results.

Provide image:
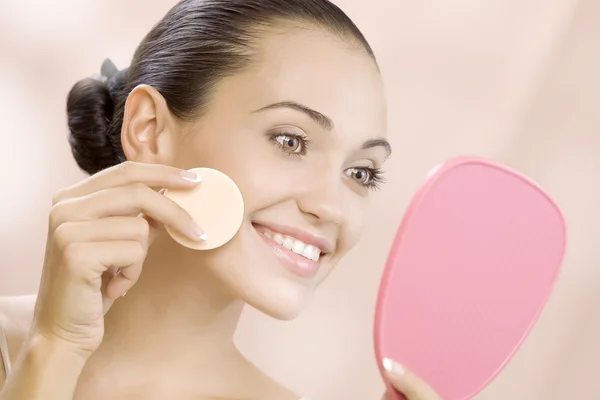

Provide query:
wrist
left=26, top=329, right=93, bottom=365
left=0, top=332, right=88, bottom=400
left=25, top=331, right=91, bottom=367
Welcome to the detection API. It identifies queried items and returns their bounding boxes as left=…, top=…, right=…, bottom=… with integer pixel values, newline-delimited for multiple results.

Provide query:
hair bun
left=66, top=75, right=121, bottom=175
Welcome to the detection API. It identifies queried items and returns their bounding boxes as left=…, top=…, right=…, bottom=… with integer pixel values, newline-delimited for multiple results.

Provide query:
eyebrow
left=363, top=138, right=392, bottom=159
left=253, top=101, right=333, bottom=130
left=252, top=101, right=392, bottom=158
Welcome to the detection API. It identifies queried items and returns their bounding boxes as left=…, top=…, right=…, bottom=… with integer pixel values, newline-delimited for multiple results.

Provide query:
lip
left=252, top=222, right=334, bottom=279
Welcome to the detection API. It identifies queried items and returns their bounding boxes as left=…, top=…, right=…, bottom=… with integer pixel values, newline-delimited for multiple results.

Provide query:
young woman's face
left=173, top=27, right=388, bottom=319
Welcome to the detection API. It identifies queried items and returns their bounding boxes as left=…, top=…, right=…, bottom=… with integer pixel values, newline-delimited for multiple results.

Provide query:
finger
left=105, top=261, right=143, bottom=300
left=53, top=217, right=151, bottom=247
left=382, top=358, right=442, bottom=400
left=145, top=188, right=167, bottom=246
left=62, top=241, right=145, bottom=302
left=50, top=184, right=205, bottom=241
left=62, top=241, right=146, bottom=278
left=53, top=161, right=201, bottom=204
left=101, top=267, right=120, bottom=313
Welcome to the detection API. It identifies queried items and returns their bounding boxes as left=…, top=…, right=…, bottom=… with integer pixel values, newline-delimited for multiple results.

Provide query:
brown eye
left=345, top=167, right=371, bottom=184
left=275, top=135, right=303, bottom=154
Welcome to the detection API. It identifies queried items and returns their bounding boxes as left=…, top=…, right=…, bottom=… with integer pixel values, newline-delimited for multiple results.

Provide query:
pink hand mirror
left=374, top=157, right=566, bottom=399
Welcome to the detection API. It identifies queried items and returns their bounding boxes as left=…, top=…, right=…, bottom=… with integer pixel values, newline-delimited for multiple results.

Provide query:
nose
left=296, top=175, right=345, bottom=225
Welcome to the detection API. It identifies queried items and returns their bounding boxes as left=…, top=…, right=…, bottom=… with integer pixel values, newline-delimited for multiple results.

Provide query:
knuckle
left=132, top=218, right=150, bottom=243
left=115, top=161, right=136, bottom=179
left=48, top=203, right=66, bottom=231
left=51, top=188, right=69, bottom=205
left=131, top=241, right=147, bottom=261
left=52, top=222, right=73, bottom=251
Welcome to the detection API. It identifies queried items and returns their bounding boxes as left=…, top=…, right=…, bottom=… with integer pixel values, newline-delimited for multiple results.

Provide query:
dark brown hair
left=66, top=0, right=375, bottom=175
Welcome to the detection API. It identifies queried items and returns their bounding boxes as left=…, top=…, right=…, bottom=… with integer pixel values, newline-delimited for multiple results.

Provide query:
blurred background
left=0, top=0, right=599, bottom=398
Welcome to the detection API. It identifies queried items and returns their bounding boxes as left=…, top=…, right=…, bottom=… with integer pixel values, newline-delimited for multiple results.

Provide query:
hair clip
left=100, top=58, right=119, bottom=81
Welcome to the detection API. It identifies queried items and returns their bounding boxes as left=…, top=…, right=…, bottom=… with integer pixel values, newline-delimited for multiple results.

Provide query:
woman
left=0, top=0, right=440, bottom=399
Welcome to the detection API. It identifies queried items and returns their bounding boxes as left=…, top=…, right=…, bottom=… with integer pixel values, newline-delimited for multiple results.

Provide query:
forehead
left=214, top=25, right=387, bottom=139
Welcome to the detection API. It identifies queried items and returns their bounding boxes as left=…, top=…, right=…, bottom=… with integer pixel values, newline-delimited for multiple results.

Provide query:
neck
left=93, top=233, right=246, bottom=374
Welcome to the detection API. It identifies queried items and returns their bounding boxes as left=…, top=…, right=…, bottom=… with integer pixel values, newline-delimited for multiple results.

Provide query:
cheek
left=235, top=164, right=298, bottom=212
left=340, top=208, right=366, bottom=255
left=177, top=129, right=275, bottom=190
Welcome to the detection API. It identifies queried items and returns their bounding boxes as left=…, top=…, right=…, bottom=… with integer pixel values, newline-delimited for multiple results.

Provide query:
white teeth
left=283, top=237, right=294, bottom=250
left=261, top=230, right=322, bottom=262
left=292, top=240, right=305, bottom=254
left=301, top=245, right=314, bottom=259
left=312, top=247, right=321, bottom=262
left=273, top=233, right=284, bottom=245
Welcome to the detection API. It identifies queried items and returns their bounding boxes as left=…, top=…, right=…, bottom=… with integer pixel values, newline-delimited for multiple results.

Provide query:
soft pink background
left=1, top=0, right=598, bottom=399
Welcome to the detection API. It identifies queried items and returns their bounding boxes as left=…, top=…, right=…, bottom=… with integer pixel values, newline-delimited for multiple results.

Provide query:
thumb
left=382, top=358, right=442, bottom=400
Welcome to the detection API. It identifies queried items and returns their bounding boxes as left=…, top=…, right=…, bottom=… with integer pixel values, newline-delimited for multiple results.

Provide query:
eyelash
left=353, top=167, right=385, bottom=190
left=268, top=131, right=385, bottom=190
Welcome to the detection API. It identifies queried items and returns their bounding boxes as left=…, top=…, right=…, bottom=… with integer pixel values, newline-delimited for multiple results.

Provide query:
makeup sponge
left=164, top=167, right=244, bottom=250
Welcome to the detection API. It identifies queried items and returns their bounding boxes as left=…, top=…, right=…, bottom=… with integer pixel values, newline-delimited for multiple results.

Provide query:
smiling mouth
left=257, top=226, right=322, bottom=262
left=252, top=223, right=329, bottom=278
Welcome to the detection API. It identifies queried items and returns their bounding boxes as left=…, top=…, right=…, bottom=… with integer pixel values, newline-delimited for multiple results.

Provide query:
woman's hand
left=32, top=161, right=205, bottom=359
left=381, top=358, right=442, bottom=400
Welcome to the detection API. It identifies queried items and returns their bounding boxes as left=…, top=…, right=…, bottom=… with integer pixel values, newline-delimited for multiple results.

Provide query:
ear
left=121, top=84, right=177, bottom=164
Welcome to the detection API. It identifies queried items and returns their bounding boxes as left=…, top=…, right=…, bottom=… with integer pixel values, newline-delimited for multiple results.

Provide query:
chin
left=243, top=285, right=309, bottom=321
left=206, top=218, right=332, bottom=320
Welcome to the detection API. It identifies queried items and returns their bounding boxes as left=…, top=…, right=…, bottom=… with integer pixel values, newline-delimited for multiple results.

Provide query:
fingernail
left=383, top=358, right=405, bottom=377
left=180, top=170, right=202, bottom=183
left=190, top=222, right=207, bottom=241
left=122, top=292, right=127, bottom=297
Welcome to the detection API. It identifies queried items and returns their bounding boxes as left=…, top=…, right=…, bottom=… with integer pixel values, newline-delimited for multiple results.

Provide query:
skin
left=0, top=25, right=440, bottom=400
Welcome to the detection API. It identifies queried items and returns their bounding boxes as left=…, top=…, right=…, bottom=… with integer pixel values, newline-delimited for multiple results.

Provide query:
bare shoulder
left=0, top=295, right=37, bottom=383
